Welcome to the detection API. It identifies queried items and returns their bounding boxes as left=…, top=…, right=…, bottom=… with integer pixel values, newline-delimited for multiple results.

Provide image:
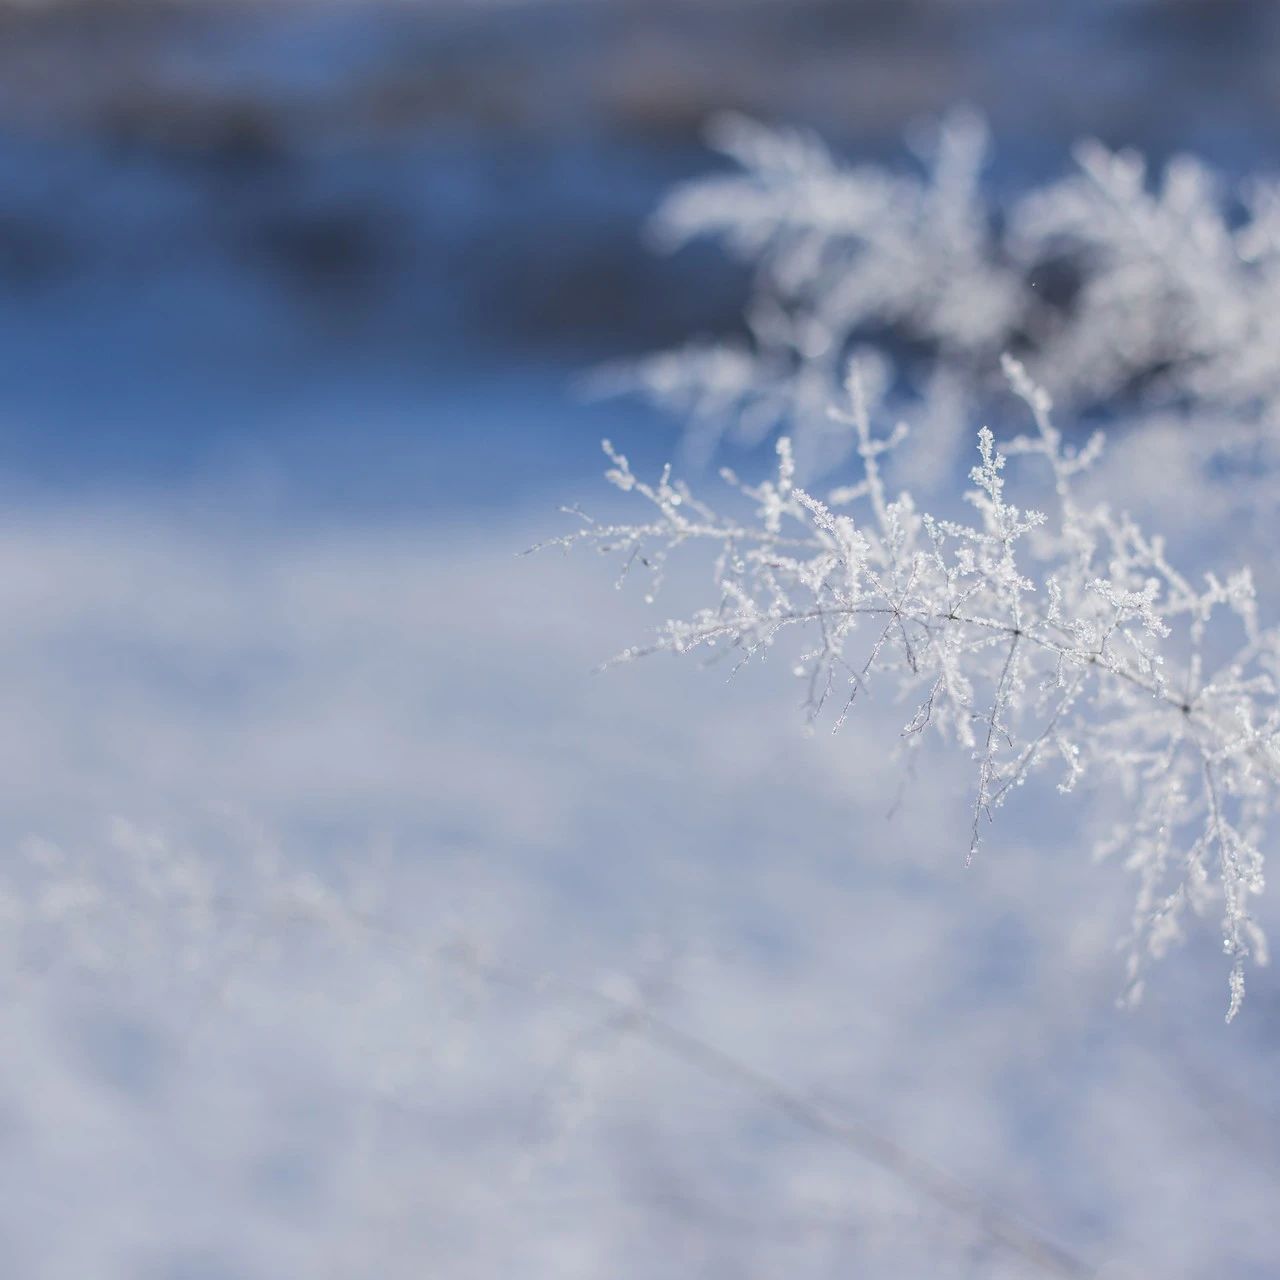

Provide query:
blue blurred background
left=4, top=0, right=1280, bottom=513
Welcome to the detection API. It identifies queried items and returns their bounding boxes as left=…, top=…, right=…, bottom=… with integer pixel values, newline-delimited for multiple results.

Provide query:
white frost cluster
left=614, top=111, right=1280, bottom=501
left=547, top=359, right=1278, bottom=1019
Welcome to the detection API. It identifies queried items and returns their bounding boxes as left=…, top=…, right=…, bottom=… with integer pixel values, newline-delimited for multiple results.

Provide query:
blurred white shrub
left=605, top=110, right=1280, bottom=507
left=546, top=357, right=1278, bottom=1019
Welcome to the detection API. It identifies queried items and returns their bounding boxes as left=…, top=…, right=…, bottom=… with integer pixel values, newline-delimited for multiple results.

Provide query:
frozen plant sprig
left=539, top=359, right=1278, bottom=1020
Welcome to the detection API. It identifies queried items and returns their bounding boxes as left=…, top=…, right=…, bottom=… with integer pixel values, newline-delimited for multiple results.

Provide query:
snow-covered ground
left=0, top=503, right=1277, bottom=1278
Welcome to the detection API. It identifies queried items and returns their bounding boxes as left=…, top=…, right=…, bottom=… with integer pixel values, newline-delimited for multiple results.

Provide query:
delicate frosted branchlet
left=540, top=360, right=1278, bottom=1020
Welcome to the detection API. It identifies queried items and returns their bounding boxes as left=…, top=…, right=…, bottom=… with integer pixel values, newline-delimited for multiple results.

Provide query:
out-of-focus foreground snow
left=0, top=500, right=1277, bottom=1279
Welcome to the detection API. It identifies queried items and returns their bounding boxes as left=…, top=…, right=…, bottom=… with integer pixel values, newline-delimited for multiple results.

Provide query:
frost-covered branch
left=543, top=360, right=1278, bottom=1018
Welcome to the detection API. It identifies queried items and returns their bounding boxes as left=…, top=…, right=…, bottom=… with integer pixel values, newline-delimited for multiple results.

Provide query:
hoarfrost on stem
left=539, top=359, right=1278, bottom=1019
